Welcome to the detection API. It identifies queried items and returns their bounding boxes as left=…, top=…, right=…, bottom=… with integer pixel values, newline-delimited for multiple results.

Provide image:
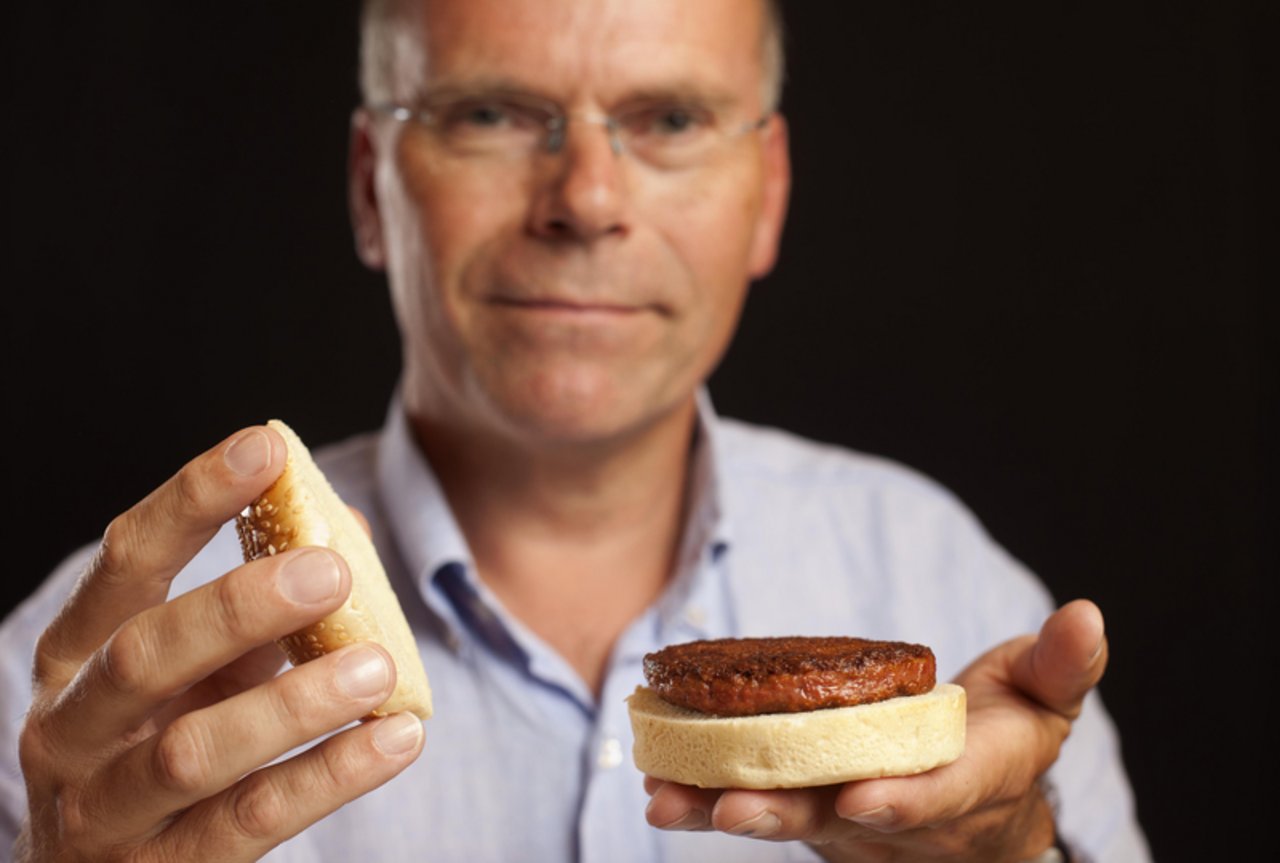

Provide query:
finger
left=46, top=547, right=351, bottom=753
left=36, top=426, right=287, bottom=684
left=1015, top=598, right=1108, bottom=719
left=80, top=642, right=397, bottom=845
left=644, top=780, right=723, bottom=832
left=707, top=786, right=844, bottom=842
left=151, top=643, right=290, bottom=727
left=832, top=694, right=1063, bottom=833
left=156, top=711, right=424, bottom=862
left=834, top=763, right=975, bottom=834
left=198, top=643, right=293, bottom=704
left=835, top=771, right=1056, bottom=858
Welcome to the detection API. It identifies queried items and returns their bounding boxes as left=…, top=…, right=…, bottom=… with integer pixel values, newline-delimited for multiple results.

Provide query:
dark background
left=5, top=2, right=1265, bottom=860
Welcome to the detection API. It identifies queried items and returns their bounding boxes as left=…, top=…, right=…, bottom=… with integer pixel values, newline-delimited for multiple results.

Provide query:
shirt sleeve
left=0, top=546, right=97, bottom=851
left=1049, top=690, right=1152, bottom=861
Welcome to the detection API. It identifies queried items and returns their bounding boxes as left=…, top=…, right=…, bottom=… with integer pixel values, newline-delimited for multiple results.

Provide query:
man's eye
left=660, top=107, right=701, bottom=132
left=449, top=102, right=512, bottom=128
left=629, top=105, right=713, bottom=138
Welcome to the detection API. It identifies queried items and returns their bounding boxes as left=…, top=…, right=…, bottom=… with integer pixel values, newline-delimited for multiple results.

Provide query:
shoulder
left=711, top=417, right=1054, bottom=670
left=715, top=416, right=972, bottom=518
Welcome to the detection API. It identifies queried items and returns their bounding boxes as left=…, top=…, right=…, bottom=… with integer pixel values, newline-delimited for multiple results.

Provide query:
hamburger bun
left=235, top=419, right=432, bottom=720
left=627, top=682, right=965, bottom=789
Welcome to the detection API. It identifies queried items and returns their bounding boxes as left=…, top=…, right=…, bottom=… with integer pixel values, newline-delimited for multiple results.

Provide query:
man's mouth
left=487, top=296, right=669, bottom=317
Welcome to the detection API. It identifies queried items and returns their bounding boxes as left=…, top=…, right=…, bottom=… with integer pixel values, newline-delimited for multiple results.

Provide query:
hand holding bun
left=628, top=636, right=964, bottom=789
left=17, top=425, right=427, bottom=861
left=236, top=420, right=432, bottom=720
left=642, top=605, right=1109, bottom=861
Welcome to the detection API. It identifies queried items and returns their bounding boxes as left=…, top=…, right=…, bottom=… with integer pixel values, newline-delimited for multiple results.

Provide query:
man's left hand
left=643, top=599, right=1106, bottom=861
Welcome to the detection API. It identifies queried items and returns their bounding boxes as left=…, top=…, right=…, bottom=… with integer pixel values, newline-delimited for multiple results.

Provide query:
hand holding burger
left=629, top=635, right=965, bottom=789
left=640, top=600, right=1107, bottom=862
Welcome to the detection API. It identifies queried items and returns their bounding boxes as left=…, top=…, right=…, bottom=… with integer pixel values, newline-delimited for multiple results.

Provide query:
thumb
left=1014, top=598, right=1108, bottom=720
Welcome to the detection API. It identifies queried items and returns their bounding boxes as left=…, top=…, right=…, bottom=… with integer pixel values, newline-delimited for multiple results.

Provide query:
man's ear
left=747, top=112, right=792, bottom=280
left=349, top=109, right=387, bottom=271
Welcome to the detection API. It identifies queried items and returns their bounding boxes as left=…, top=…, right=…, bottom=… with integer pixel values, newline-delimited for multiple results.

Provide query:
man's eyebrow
left=412, top=78, right=742, bottom=111
left=610, top=84, right=741, bottom=111
left=411, top=76, right=549, bottom=103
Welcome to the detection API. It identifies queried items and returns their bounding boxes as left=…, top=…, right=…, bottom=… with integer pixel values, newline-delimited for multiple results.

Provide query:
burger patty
left=643, top=636, right=936, bottom=717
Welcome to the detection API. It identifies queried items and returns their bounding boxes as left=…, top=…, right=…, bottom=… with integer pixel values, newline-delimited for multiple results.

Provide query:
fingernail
left=225, top=429, right=272, bottom=476
left=726, top=810, right=781, bottom=837
left=335, top=646, right=391, bottom=699
left=372, top=712, right=424, bottom=755
left=1089, top=633, right=1106, bottom=664
left=844, top=804, right=895, bottom=828
left=278, top=550, right=342, bottom=605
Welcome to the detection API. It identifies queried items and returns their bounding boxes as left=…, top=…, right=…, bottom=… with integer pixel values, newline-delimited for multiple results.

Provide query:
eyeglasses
left=367, top=92, right=770, bottom=170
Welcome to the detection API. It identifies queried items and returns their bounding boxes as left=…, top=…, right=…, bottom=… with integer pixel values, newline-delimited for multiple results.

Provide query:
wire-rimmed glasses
left=367, top=91, right=770, bottom=170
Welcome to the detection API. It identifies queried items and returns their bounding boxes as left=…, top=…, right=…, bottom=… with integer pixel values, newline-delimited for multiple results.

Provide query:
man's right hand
left=15, top=427, right=425, bottom=862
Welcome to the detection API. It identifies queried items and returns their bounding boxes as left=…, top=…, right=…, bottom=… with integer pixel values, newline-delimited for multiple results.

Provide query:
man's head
left=348, top=0, right=791, bottom=452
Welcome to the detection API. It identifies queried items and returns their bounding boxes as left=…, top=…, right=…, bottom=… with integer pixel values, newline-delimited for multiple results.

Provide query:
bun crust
left=236, top=420, right=432, bottom=720
left=627, top=683, right=964, bottom=789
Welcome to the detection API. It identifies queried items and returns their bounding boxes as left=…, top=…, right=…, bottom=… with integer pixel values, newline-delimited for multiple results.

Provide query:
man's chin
left=481, top=378, right=693, bottom=453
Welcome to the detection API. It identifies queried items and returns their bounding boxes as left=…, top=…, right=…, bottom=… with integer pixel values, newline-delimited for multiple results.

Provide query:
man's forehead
left=397, top=0, right=767, bottom=105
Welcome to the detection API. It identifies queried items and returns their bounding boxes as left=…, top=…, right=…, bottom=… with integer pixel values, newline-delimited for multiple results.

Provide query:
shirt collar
left=374, top=390, right=476, bottom=646
left=374, top=386, right=735, bottom=652
left=649, top=388, right=733, bottom=637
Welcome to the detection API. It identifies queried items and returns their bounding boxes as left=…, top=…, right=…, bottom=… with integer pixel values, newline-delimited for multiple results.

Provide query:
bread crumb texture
left=627, top=683, right=964, bottom=788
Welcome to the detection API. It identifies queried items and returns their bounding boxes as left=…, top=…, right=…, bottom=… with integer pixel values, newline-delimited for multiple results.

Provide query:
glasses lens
left=428, top=96, right=554, bottom=157
left=614, top=102, right=722, bottom=168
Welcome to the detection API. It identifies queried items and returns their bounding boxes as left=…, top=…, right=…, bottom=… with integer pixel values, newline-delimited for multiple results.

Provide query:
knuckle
left=54, top=788, right=97, bottom=854
left=151, top=717, right=214, bottom=795
left=169, top=460, right=215, bottom=521
left=16, top=716, right=52, bottom=777
left=315, top=731, right=368, bottom=792
left=264, top=667, right=321, bottom=732
left=100, top=621, right=156, bottom=698
left=209, top=571, right=263, bottom=644
left=31, top=627, right=68, bottom=687
left=229, top=770, right=292, bottom=841
left=95, top=514, right=140, bottom=586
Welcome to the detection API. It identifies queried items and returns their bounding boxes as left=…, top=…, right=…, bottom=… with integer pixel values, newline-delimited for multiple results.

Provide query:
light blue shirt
left=0, top=394, right=1150, bottom=861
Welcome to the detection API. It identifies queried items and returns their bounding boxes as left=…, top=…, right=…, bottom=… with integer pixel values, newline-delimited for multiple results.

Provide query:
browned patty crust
left=643, top=636, right=936, bottom=717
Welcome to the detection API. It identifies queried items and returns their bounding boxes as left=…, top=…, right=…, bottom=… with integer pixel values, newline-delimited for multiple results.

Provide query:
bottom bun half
left=627, top=683, right=965, bottom=789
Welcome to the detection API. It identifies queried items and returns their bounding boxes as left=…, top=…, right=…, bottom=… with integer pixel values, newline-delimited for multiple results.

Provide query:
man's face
left=351, top=0, right=790, bottom=449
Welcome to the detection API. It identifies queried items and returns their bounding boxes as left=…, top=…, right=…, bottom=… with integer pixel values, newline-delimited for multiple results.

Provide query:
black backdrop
left=5, top=2, right=1265, bottom=860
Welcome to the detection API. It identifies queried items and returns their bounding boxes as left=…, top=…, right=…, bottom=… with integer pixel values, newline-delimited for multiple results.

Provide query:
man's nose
left=527, top=118, right=631, bottom=242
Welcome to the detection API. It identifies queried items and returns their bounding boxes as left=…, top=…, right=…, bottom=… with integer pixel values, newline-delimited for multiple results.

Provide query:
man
left=1, top=0, right=1149, bottom=860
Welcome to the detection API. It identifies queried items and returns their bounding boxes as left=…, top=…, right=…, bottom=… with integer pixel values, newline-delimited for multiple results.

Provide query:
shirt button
left=597, top=737, right=624, bottom=770
left=683, top=606, right=706, bottom=627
